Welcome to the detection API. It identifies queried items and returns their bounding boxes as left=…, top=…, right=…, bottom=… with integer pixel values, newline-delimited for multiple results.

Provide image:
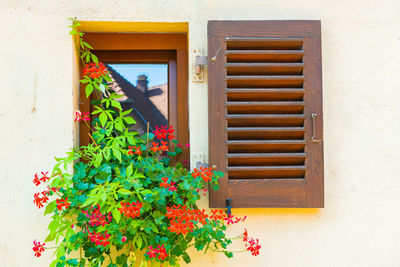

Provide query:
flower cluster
left=191, top=167, right=213, bottom=182
left=160, top=177, right=177, bottom=192
left=165, top=205, right=208, bottom=235
left=87, top=230, right=111, bottom=247
left=146, top=244, right=168, bottom=260
left=224, top=214, right=247, bottom=225
left=56, top=197, right=70, bottom=211
left=32, top=240, right=45, bottom=257
left=128, top=146, right=142, bottom=156
left=83, top=62, right=108, bottom=79
left=243, top=229, right=261, bottom=256
left=33, top=191, right=49, bottom=209
left=74, top=111, right=90, bottom=122
left=32, top=172, right=50, bottom=186
left=153, top=125, right=175, bottom=140
left=82, top=205, right=112, bottom=227
left=119, top=201, right=142, bottom=219
left=150, top=141, right=169, bottom=154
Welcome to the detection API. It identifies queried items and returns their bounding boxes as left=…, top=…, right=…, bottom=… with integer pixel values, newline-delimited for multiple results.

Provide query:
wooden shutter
left=208, top=21, right=323, bottom=208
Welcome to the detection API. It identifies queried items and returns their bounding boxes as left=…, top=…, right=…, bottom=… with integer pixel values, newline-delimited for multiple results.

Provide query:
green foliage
left=38, top=18, right=238, bottom=267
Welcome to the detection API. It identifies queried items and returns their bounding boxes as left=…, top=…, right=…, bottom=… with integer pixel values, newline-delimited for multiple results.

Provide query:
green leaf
left=82, top=197, right=95, bottom=207
left=103, top=148, right=111, bottom=160
left=94, top=153, right=103, bottom=167
left=113, top=148, right=122, bottom=162
left=45, top=232, right=56, bottom=242
left=136, top=235, right=143, bottom=250
left=126, top=164, right=133, bottom=177
left=81, top=41, right=93, bottom=49
left=48, top=218, right=59, bottom=233
left=123, top=116, right=136, bottom=124
left=117, top=188, right=132, bottom=195
left=91, top=54, right=98, bottom=63
left=182, top=252, right=191, bottom=264
left=66, top=259, right=79, bottom=266
left=99, top=112, right=107, bottom=127
left=112, top=207, right=121, bottom=223
left=111, top=100, right=122, bottom=110
left=85, top=83, right=94, bottom=98
left=44, top=200, right=57, bottom=216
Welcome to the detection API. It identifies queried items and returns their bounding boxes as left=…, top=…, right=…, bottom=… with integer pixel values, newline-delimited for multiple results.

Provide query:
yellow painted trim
left=78, top=21, right=188, bottom=33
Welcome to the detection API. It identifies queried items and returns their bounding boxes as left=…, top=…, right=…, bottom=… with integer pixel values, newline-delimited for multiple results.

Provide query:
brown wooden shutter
left=208, top=21, right=323, bottom=208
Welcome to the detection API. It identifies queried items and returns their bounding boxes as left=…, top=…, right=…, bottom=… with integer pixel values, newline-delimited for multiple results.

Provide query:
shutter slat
left=227, top=153, right=305, bottom=166
left=226, top=101, right=305, bottom=114
left=226, top=37, right=304, bottom=50
left=226, top=75, right=304, bottom=88
left=227, top=140, right=306, bottom=153
left=227, top=114, right=305, bottom=127
left=227, top=127, right=305, bottom=140
left=228, top=166, right=306, bottom=179
left=226, top=63, right=304, bottom=75
left=226, top=88, right=304, bottom=101
left=226, top=50, right=304, bottom=63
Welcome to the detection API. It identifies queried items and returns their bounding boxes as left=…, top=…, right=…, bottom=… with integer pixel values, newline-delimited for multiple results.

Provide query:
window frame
left=79, top=33, right=189, bottom=165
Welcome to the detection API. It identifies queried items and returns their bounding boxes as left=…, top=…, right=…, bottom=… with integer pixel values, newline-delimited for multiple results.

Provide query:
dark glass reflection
left=106, top=64, right=168, bottom=135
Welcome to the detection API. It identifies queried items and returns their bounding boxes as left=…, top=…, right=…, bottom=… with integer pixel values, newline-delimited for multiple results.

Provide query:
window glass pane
left=106, top=64, right=168, bottom=135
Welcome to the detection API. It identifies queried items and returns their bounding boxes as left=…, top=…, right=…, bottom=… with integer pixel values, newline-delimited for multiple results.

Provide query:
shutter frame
left=208, top=20, right=324, bottom=208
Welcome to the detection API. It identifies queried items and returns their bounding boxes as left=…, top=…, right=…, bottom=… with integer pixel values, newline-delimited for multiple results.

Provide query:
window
left=79, top=33, right=189, bottom=165
left=208, top=21, right=324, bottom=208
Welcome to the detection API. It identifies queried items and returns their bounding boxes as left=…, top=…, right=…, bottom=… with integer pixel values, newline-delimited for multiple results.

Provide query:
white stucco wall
left=1, top=1, right=400, bottom=266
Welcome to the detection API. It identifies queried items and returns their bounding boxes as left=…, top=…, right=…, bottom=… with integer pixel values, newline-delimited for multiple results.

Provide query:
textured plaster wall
left=1, top=1, right=400, bottom=266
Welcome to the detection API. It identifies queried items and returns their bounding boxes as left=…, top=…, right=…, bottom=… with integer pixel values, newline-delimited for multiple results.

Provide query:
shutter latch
left=310, top=113, right=322, bottom=143
left=226, top=198, right=232, bottom=217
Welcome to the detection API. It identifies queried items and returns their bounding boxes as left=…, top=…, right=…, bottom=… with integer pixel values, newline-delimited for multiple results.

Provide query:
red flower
left=74, top=111, right=82, bottom=122
left=56, top=197, right=70, bottom=211
left=127, top=146, right=134, bottom=156
left=150, top=142, right=160, bottom=153
left=40, top=172, right=50, bottom=182
left=83, top=62, right=108, bottom=79
left=82, top=205, right=112, bottom=227
left=159, top=141, right=169, bottom=152
left=242, top=229, right=261, bottom=256
left=157, top=244, right=168, bottom=260
left=119, top=201, right=142, bottom=219
left=87, top=230, right=111, bottom=247
left=33, top=173, right=41, bottom=186
left=146, top=246, right=158, bottom=258
left=191, top=167, right=213, bottom=182
left=243, top=228, right=249, bottom=243
left=132, top=146, right=142, bottom=156
left=160, top=177, right=170, bottom=188
left=32, top=240, right=45, bottom=257
left=121, top=236, right=127, bottom=242
left=82, top=112, right=90, bottom=121
left=165, top=205, right=209, bottom=235
left=153, top=125, right=175, bottom=140
left=224, top=214, right=236, bottom=225
left=210, top=209, right=226, bottom=220
left=168, top=182, right=177, bottom=192
left=33, top=191, right=49, bottom=209
left=247, top=238, right=261, bottom=256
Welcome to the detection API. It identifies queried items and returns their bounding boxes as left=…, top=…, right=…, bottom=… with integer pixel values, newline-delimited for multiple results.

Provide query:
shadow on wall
left=106, top=65, right=168, bottom=135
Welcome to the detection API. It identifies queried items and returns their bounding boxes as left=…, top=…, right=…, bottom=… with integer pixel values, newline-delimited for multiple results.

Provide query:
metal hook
left=226, top=198, right=232, bottom=217
left=211, top=47, right=222, bottom=62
